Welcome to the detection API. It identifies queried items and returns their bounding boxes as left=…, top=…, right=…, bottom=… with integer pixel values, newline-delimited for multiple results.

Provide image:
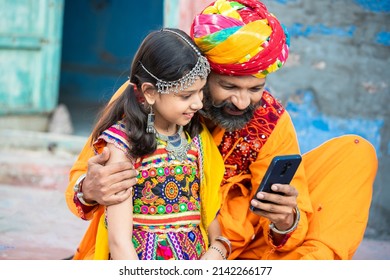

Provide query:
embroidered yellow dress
left=92, top=121, right=221, bottom=260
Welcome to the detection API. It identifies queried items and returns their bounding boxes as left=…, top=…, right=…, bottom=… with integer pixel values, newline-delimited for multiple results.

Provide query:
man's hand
left=250, top=183, right=298, bottom=231
left=81, top=147, right=138, bottom=206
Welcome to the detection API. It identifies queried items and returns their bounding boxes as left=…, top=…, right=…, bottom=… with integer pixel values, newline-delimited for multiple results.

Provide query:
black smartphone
left=250, top=154, right=302, bottom=211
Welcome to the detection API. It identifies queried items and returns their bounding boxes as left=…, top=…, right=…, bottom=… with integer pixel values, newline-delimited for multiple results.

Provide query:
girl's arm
left=201, top=217, right=229, bottom=260
left=105, top=143, right=138, bottom=260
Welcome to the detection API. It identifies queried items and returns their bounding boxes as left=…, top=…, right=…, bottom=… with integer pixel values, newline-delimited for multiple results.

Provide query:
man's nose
left=231, top=92, right=251, bottom=110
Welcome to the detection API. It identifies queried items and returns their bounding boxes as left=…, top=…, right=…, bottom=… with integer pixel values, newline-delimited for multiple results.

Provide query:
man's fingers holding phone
left=250, top=183, right=298, bottom=212
left=270, top=183, right=299, bottom=197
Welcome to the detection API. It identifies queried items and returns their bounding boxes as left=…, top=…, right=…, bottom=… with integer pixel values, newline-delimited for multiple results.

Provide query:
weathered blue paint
left=287, top=23, right=356, bottom=38
left=0, top=0, right=64, bottom=115
left=163, top=0, right=180, bottom=27
left=376, top=31, right=390, bottom=46
left=388, top=141, right=390, bottom=156
left=354, top=0, right=390, bottom=12
left=273, top=0, right=298, bottom=4
left=285, top=90, right=383, bottom=157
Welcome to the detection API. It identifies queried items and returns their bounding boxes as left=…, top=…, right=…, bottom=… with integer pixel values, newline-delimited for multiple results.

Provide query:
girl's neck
left=154, top=124, right=179, bottom=136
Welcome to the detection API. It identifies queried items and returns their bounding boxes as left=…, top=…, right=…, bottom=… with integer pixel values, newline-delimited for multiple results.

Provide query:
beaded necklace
left=155, top=126, right=190, bottom=161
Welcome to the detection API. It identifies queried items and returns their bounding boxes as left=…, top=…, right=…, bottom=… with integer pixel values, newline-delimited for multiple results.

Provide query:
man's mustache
left=211, top=99, right=258, bottom=113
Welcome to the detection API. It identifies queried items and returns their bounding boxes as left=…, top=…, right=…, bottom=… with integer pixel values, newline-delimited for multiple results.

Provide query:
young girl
left=90, top=28, right=227, bottom=260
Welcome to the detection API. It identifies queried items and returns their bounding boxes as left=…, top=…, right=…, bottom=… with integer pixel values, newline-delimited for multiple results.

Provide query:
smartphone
left=250, top=154, right=302, bottom=211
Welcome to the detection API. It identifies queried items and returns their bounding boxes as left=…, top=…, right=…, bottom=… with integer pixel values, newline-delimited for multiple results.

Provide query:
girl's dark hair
left=91, top=28, right=204, bottom=158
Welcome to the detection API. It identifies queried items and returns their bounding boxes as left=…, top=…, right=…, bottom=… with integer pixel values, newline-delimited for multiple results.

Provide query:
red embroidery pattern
left=73, top=193, right=97, bottom=220
left=219, top=91, right=285, bottom=179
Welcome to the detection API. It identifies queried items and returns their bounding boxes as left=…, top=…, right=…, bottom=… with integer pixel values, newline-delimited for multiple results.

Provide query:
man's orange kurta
left=212, top=92, right=377, bottom=259
left=65, top=82, right=378, bottom=260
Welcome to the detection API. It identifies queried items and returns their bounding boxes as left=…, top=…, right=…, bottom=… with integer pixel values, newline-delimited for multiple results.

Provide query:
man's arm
left=65, top=141, right=138, bottom=220
left=248, top=112, right=312, bottom=249
left=65, top=81, right=138, bottom=219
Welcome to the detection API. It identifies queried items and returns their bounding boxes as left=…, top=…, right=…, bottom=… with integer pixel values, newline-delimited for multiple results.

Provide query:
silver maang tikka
left=139, top=29, right=210, bottom=94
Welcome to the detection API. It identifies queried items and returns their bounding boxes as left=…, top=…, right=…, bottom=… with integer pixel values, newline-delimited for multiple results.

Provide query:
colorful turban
left=190, top=0, right=290, bottom=78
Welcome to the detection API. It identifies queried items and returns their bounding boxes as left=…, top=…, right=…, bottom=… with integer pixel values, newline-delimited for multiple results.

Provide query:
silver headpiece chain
left=139, top=29, right=210, bottom=94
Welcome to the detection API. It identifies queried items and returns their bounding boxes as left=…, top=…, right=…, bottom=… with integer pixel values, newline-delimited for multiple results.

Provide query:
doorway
left=59, top=0, right=163, bottom=136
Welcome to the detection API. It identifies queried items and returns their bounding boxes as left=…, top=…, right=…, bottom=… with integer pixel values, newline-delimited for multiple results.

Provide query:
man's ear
left=141, top=82, right=157, bottom=105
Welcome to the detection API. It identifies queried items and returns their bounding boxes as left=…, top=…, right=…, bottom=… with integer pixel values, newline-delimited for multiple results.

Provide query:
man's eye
left=250, top=87, right=264, bottom=92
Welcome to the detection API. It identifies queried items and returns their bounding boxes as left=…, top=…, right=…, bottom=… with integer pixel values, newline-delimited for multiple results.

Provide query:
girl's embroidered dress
left=94, top=120, right=206, bottom=260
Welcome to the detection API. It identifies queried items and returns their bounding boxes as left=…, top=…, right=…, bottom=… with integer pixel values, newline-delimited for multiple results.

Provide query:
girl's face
left=152, top=78, right=206, bottom=133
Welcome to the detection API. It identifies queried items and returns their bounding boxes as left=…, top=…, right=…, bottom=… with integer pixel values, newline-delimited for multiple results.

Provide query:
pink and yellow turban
left=190, top=0, right=289, bottom=78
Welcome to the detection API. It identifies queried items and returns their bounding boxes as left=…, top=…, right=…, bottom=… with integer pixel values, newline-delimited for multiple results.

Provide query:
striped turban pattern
left=190, top=0, right=290, bottom=78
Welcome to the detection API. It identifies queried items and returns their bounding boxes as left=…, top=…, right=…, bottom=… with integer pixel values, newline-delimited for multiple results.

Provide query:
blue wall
left=285, top=90, right=383, bottom=156
left=263, top=0, right=390, bottom=238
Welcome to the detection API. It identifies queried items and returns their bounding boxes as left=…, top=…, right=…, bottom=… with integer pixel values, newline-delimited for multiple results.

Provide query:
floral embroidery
left=97, top=120, right=205, bottom=260
left=219, top=91, right=285, bottom=180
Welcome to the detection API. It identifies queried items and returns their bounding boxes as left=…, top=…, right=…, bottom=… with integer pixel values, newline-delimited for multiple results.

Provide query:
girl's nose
left=191, top=92, right=204, bottom=110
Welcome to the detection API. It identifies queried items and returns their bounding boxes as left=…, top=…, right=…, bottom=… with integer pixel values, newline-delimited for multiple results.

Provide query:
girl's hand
left=201, top=243, right=227, bottom=260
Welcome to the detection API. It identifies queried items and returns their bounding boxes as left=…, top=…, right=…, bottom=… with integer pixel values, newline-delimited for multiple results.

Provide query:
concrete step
left=0, top=129, right=86, bottom=190
left=0, top=129, right=89, bottom=260
left=0, top=183, right=88, bottom=260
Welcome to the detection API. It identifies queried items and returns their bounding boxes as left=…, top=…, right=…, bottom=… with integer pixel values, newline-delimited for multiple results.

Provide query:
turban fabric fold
left=190, top=0, right=289, bottom=78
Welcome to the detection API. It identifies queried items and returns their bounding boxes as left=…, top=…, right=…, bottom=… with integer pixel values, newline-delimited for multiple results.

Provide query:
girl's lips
left=184, top=113, right=194, bottom=119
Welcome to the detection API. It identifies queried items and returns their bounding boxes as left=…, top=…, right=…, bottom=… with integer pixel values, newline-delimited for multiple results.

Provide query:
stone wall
left=168, top=0, right=390, bottom=238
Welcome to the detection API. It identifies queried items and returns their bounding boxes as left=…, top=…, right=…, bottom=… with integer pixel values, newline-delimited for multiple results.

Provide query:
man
left=66, top=0, right=377, bottom=260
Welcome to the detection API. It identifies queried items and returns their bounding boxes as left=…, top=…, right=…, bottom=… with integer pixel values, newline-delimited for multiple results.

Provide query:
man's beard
left=201, top=88, right=258, bottom=131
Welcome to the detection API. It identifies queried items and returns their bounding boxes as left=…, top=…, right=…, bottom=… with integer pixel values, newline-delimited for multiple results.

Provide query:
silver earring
left=146, top=105, right=155, bottom=134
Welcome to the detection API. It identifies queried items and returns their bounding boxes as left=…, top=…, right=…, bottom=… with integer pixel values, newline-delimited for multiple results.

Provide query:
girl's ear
left=141, top=82, right=157, bottom=105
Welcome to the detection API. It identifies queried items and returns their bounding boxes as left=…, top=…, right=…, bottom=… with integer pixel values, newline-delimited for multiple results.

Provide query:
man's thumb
left=95, top=147, right=110, bottom=164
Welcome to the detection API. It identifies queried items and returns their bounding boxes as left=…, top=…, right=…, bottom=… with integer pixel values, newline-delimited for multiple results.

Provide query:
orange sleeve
left=217, top=111, right=313, bottom=259
left=250, top=111, right=313, bottom=253
left=64, top=82, right=129, bottom=219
